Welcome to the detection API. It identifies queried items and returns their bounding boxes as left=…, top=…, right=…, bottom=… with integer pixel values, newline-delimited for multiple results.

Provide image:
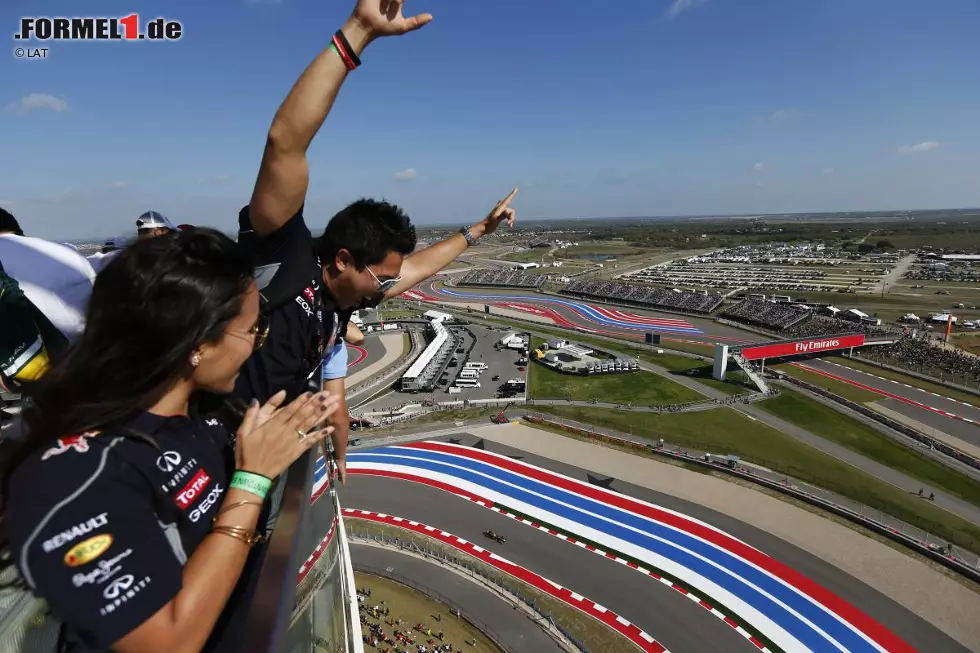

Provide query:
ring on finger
left=297, top=429, right=307, bottom=441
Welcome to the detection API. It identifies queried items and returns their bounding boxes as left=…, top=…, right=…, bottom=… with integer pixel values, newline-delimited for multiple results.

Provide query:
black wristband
left=334, top=29, right=361, bottom=68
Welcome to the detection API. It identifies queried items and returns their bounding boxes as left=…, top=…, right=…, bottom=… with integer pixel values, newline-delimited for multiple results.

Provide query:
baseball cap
left=102, top=236, right=127, bottom=251
left=135, top=210, right=176, bottom=232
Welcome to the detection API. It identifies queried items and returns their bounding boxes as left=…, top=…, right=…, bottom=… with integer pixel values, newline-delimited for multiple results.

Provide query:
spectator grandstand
left=722, top=299, right=810, bottom=330
left=859, top=334, right=980, bottom=385
left=722, top=299, right=896, bottom=338
left=458, top=269, right=545, bottom=289
left=400, top=316, right=457, bottom=392
left=561, top=279, right=723, bottom=314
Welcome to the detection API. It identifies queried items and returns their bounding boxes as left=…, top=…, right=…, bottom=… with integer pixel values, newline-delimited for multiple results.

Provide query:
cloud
left=823, top=167, right=835, bottom=176
left=108, top=181, right=129, bottom=190
left=392, top=168, right=418, bottom=182
left=897, top=141, right=939, bottom=154
left=199, top=174, right=234, bottom=186
left=666, top=0, right=706, bottom=19
left=5, top=93, right=68, bottom=116
left=753, top=162, right=765, bottom=172
left=771, top=108, right=801, bottom=121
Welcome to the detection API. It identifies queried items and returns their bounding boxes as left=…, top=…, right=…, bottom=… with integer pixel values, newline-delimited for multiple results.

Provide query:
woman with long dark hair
left=2, top=228, right=339, bottom=652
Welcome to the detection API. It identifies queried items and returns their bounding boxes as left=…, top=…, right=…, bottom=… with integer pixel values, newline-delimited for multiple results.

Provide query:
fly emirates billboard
left=739, top=334, right=866, bottom=361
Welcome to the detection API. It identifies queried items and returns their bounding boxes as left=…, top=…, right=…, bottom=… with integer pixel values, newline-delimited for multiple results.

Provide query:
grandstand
left=400, top=316, right=456, bottom=392
left=723, top=299, right=895, bottom=338
left=561, top=279, right=723, bottom=314
left=722, top=299, right=810, bottom=331
left=458, top=269, right=545, bottom=289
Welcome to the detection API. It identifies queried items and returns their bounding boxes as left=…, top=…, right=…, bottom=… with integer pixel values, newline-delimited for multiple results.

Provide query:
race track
left=338, top=436, right=966, bottom=653
left=407, top=280, right=756, bottom=346
left=406, top=280, right=980, bottom=444
left=796, top=359, right=980, bottom=449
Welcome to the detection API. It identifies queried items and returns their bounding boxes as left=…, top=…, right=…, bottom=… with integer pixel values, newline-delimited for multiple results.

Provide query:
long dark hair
left=6, top=228, right=253, bottom=474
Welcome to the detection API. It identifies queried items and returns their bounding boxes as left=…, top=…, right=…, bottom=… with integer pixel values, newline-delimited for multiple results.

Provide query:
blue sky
left=3, top=0, right=980, bottom=240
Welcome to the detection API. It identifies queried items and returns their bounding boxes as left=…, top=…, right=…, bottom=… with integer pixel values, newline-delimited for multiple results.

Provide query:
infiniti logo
left=156, top=451, right=181, bottom=473
left=103, top=574, right=134, bottom=600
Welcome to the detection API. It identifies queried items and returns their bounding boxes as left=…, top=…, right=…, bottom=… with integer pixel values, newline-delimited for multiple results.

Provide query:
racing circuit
left=403, top=279, right=980, bottom=449
left=324, top=282, right=980, bottom=652
left=331, top=434, right=972, bottom=653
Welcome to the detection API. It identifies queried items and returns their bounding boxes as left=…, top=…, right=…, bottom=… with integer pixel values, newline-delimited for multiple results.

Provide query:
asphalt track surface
left=800, top=359, right=980, bottom=448
left=350, top=544, right=565, bottom=653
left=412, top=280, right=757, bottom=346
left=339, top=435, right=967, bottom=653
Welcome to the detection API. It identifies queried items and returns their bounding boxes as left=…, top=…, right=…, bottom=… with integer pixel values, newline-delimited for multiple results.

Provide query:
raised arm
left=384, top=188, right=518, bottom=299
left=248, top=0, right=433, bottom=237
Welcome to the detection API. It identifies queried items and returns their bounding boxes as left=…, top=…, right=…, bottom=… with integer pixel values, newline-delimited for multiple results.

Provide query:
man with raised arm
left=237, top=0, right=517, bottom=485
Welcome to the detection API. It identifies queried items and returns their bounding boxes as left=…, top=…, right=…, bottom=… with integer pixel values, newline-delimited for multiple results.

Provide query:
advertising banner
left=740, top=334, right=865, bottom=361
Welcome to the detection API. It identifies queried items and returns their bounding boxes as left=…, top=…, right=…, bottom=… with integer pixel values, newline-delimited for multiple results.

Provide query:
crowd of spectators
left=458, top=269, right=544, bottom=289
left=358, top=588, right=461, bottom=652
left=562, top=279, right=723, bottom=314
left=860, top=334, right=980, bottom=384
left=722, top=299, right=809, bottom=330
left=785, top=316, right=894, bottom=339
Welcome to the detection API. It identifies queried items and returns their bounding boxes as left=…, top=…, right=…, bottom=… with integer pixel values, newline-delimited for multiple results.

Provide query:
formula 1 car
left=483, top=530, right=506, bottom=544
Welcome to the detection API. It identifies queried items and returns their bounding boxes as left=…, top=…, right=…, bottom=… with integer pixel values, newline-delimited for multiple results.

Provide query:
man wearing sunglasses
left=234, top=0, right=517, bottom=483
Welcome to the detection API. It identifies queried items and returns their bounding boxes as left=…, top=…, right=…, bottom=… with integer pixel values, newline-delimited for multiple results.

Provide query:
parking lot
left=358, top=324, right=528, bottom=412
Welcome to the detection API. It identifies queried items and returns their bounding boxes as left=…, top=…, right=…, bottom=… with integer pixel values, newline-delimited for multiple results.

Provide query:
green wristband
left=230, top=471, right=272, bottom=499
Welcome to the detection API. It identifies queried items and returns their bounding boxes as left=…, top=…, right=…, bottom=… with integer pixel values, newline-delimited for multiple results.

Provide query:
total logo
left=175, top=469, right=211, bottom=509
left=99, top=575, right=152, bottom=617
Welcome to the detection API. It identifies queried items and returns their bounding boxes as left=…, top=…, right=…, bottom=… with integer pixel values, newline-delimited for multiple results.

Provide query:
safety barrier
left=522, top=413, right=980, bottom=582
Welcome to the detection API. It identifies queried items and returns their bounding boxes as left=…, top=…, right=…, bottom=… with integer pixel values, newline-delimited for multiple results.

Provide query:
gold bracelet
left=214, top=500, right=264, bottom=520
left=212, top=526, right=265, bottom=547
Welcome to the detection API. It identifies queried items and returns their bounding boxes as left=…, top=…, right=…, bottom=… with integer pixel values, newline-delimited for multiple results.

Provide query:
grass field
left=528, top=357, right=704, bottom=405
left=646, top=353, right=750, bottom=395
left=757, top=388, right=980, bottom=506
left=354, top=572, right=503, bottom=652
left=532, top=404, right=980, bottom=554
left=348, top=520, right=638, bottom=653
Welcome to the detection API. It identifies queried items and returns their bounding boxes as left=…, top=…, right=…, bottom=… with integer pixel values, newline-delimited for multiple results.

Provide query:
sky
left=2, top=0, right=980, bottom=240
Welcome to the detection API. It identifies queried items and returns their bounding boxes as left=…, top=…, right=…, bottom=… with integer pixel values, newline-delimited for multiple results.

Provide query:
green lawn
left=533, top=405, right=980, bottom=554
left=528, top=356, right=704, bottom=406
left=646, top=353, right=750, bottom=395
left=758, top=389, right=980, bottom=506
left=831, top=356, right=980, bottom=406
left=773, top=363, right=883, bottom=403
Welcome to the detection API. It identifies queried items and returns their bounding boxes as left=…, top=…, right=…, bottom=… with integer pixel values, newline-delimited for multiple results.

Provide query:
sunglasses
left=365, top=266, right=400, bottom=294
left=249, top=315, right=270, bottom=350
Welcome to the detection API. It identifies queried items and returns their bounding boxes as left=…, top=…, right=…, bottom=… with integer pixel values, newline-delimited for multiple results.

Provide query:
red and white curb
left=792, top=362, right=976, bottom=424
left=489, top=505, right=771, bottom=652
left=827, top=361, right=980, bottom=411
left=343, top=508, right=670, bottom=653
left=297, top=516, right=339, bottom=584
left=348, top=468, right=774, bottom=652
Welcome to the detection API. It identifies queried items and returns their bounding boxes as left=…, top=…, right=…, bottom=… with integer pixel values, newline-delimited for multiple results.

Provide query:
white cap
left=136, top=210, right=175, bottom=232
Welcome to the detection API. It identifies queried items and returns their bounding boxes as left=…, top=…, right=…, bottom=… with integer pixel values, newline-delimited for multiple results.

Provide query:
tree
left=876, top=239, right=895, bottom=250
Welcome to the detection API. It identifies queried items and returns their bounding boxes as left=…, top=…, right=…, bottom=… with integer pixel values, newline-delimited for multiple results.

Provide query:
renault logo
left=156, top=451, right=181, bottom=473
left=103, top=574, right=134, bottom=600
